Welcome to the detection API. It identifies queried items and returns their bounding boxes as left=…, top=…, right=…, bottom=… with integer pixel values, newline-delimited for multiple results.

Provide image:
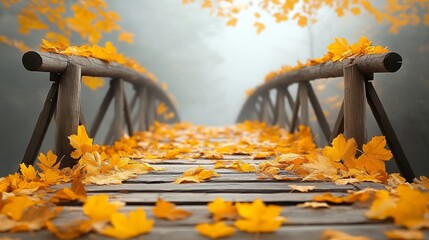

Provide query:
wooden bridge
left=1, top=51, right=426, bottom=239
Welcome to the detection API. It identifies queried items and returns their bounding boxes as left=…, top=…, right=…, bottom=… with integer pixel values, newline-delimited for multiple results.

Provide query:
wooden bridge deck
left=3, top=123, right=428, bottom=239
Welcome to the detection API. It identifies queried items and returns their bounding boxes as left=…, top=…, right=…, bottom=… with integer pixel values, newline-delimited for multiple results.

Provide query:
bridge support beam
left=343, top=64, right=366, bottom=148
left=55, top=63, right=81, bottom=169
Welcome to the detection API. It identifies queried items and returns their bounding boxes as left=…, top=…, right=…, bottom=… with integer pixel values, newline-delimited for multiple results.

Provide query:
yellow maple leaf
left=321, top=229, right=371, bottom=240
left=365, top=190, right=397, bottom=220
left=152, top=198, right=192, bottom=221
left=83, top=194, right=124, bottom=222
left=1, top=195, right=35, bottom=221
left=40, top=39, right=67, bottom=53
left=208, top=197, right=238, bottom=221
left=289, top=185, right=315, bottom=192
left=82, top=76, right=104, bottom=90
left=118, top=31, right=134, bottom=44
left=226, top=18, right=238, bottom=27
left=37, top=150, right=59, bottom=171
left=327, top=37, right=352, bottom=61
left=174, top=166, right=219, bottom=184
left=356, top=136, right=392, bottom=174
left=384, top=229, right=424, bottom=240
left=19, top=163, right=38, bottom=181
left=10, top=205, right=62, bottom=232
left=390, top=185, right=429, bottom=229
left=157, top=102, right=167, bottom=115
left=195, top=222, right=235, bottom=239
left=297, top=202, right=330, bottom=208
left=102, top=208, right=154, bottom=239
left=69, top=125, right=99, bottom=159
left=254, top=22, right=265, bottom=34
left=323, top=134, right=357, bottom=163
left=234, top=199, right=286, bottom=233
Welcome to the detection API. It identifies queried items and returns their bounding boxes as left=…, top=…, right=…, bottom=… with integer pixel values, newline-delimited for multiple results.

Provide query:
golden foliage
left=102, top=208, right=154, bottom=239
left=208, top=197, right=238, bottom=221
left=195, top=222, right=235, bottom=239
left=152, top=198, right=192, bottom=221
left=182, top=0, right=429, bottom=34
left=174, top=166, right=220, bottom=183
left=234, top=199, right=286, bottom=233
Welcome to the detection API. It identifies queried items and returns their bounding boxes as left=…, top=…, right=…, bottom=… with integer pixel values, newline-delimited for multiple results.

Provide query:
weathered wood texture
left=343, top=64, right=366, bottom=148
left=55, top=63, right=81, bottom=168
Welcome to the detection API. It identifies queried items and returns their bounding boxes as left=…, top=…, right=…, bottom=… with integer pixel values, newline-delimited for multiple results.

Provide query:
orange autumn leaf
left=82, top=76, right=104, bottom=90
left=46, top=219, right=93, bottom=240
left=102, top=208, right=154, bottom=239
left=323, top=134, right=357, bottom=163
left=118, top=31, right=134, bottom=44
left=152, top=198, right=191, bottom=221
left=195, top=222, right=235, bottom=239
left=389, top=185, right=429, bottom=229
left=157, top=102, right=167, bottom=115
left=226, top=18, right=238, bottom=27
left=208, top=197, right=238, bottom=221
left=69, top=125, right=99, bottom=159
left=356, top=136, right=392, bottom=174
left=37, top=150, right=59, bottom=171
left=174, top=166, right=220, bottom=184
left=214, top=160, right=256, bottom=173
left=51, top=176, right=86, bottom=203
left=1, top=195, right=35, bottom=221
left=297, top=202, right=330, bottom=208
left=289, top=185, right=315, bottom=192
left=10, top=205, right=62, bottom=232
left=19, top=163, right=38, bottom=181
left=234, top=199, right=286, bottom=233
left=83, top=194, right=124, bottom=222
left=321, top=229, right=372, bottom=240
left=365, top=190, right=396, bottom=220
left=384, top=229, right=424, bottom=240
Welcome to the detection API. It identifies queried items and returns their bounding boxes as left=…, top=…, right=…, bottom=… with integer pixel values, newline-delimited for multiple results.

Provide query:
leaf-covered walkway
left=1, top=122, right=428, bottom=239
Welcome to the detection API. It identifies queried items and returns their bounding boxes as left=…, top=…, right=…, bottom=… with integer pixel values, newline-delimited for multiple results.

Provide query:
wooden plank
left=97, top=192, right=343, bottom=204
left=124, top=173, right=296, bottom=183
left=365, top=81, right=415, bottom=181
left=81, top=182, right=354, bottom=193
left=21, top=81, right=58, bottom=167
left=343, top=64, right=366, bottom=148
left=54, top=205, right=378, bottom=226
left=55, top=63, right=81, bottom=169
left=2, top=224, right=420, bottom=240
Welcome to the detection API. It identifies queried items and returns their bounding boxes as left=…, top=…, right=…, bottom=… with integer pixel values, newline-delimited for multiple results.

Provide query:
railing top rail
left=22, top=51, right=179, bottom=121
left=254, top=52, right=401, bottom=94
left=23, top=51, right=157, bottom=87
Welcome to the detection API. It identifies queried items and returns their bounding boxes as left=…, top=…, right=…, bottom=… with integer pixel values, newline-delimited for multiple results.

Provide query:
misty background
left=0, top=1, right=428, bottom=177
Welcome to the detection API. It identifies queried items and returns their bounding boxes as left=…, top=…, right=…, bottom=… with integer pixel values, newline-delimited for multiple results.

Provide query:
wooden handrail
left=21, top=51, right=180, bottom=168
left=237, top=52, right=415, bottom=181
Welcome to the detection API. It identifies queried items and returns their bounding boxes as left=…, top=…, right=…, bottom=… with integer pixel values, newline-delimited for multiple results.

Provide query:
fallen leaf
left=297, top=202, right=330, bottom=208
left=289, top=185, right=316, bottom=192
left=152, top=198, right=191, bottom=221
left=102, top=208, right=154, bottom=239
left=234, top=199, right=286, bottom=233
left=384, top=229, right=424, bottom=240
left=83, top=194, right=124, bottom=222
left=208, top=197, right=238, bottom=221
left=46, top=219, right=93, bottom=240
left=195, top=222, right=235, bottom=239
left=321, top=229, right=372, bottom=240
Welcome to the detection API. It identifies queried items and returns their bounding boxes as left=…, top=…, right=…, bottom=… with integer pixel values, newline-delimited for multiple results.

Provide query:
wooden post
left=299, top=82, right=309, bottom=126
left=290, top=93, right=301, bottom=132
left=55, top=63, right=81, bottom=169
left=123, top=93, right=134, bottom=136
left=331, top=101, right=344, bottom=141
left=343, top=64, right=366, bottom=148
left=137, top=87, right=147, bottom=131
left=113, top=79, right=124, bottom=141
left=260, top=93, right=270, bottom=124
left=89, top=81, right=114, bottom=138
left=273, top=88, right=289, bottom=128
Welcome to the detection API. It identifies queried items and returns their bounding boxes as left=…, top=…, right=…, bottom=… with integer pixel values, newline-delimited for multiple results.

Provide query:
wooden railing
left=237, top=53, right=415, bottom=181
left=21, top=51, right=180, bottom=168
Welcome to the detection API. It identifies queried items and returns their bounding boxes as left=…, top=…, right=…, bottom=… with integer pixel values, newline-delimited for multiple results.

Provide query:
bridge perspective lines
left=3, top=122, right=427, bottom=239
